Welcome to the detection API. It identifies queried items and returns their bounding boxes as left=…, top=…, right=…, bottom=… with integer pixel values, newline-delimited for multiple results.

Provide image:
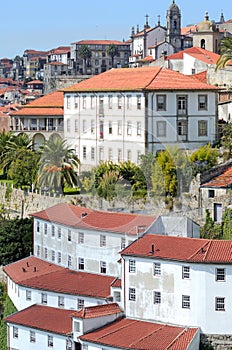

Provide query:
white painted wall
left=123, top=256, right=232, bottom=334
left=150, top=216, right=200, bottom=238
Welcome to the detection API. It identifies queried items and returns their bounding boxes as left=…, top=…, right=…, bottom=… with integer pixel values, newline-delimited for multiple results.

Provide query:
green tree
left=139, top=152, right=156, bottom=190
left=190, top=144, right=219, bottom=175
left=37, top=138, right=80, bottom=193
left=0, top=131, right=14, bottom=178
left=220, top=123, right=232, bottom=159
left=107, top=43, right=119, bottom=68
left=200, top=209, right=222, bottom=239
left=79, top=45, right=92, bottom=74
left=7, top=148, right=39, bottom=188
left=216, top=37, right=232, bottom=70
left=0, top=293, right=17, bottom=350
left=0, top=218, right=33, bottom=265
left=221, top=208, right=232, bottom=240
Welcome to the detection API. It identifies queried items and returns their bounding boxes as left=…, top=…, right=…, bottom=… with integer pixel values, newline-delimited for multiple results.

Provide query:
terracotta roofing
left=111, top=277, right=121, bottom=288
left=121, top=234, right=232, bottom=263
left=26, top=80, right=43, bottom=85
left=193, top=70, right=207, bottom=83
left=166, top=46, right=219, bottom=64
left=201, top=167, right=232, bottom=188
left=138, top=55, right=155, bottom=62
left=80, top=318, right=199, bottom=350
left=63, top=66, right=217, bottom=92
left=3, top=256, right=117, bottom=298
left=181, top=25, right=197, bottom=36
left=48, top=47, right=70, bottom=55
left=30, top=203, right=155, bottom=235
left=11, top=107, right=63, bottom=116
left=46, top=61, right=68, bottom=66
left=73, top=303, right=122, bottom=319
left=73, top=40, right=128, bottom=46
left=5, top=305, right=73, bottom=335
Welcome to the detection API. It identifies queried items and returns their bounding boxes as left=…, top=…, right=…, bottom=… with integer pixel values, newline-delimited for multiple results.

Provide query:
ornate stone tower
left=166, top=0, right=182, bottom=52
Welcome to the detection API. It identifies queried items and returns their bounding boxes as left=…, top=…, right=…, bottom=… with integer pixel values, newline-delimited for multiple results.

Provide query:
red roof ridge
left=188, top=240, right=210, bottom=261
left=166, top=327, right=189, bottom=350
left=129, top=323, right=165, bottom=347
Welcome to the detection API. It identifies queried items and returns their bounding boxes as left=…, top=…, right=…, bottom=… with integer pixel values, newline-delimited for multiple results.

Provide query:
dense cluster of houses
left=3, top=203, right=232, bottom=349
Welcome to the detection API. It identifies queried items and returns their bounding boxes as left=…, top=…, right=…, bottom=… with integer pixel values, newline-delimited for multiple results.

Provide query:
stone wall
left=44, top=75, right=92, bottom=94
left=201, top=333, right=232, bottom=350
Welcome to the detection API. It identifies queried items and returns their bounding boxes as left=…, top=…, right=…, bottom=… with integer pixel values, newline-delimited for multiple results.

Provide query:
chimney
left=22, top=267, right=26, bottom=272
left=34, top=266, right=37, bottom=272
left=26, top=262, right=29, bottom=267
left=81, top=212, right=87, bottom=218
left=151, top=244, right=155, bottom=254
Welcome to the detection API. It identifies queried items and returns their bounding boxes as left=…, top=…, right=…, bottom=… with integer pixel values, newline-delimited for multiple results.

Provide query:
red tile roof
left=166, top=46, right=219, bottom=65
left=193, top=70, right=207, bottom=83
left=30, top=203, right=155, bottom=235
left=80, top=318, right=199, bottom=350
left=46, top=61, right=68, bottom=66
left=73, top=40, right=128, bottom=46
left=111, top=277, right=121, bottom=288
left=201, top=167, right=232, bottom=188
left=26, top=80, right=43, bottom=85
left=121, top=234, right=232, bottom=263
left=64, top=66, right=217, bottom=92
left=73, top=303, right=122, bottom=319
left=5, top=305, right=73, bottom=335
left=3, top=256, right=117, bottom=298
left=11, top=107, right=63, bottom=116
left=181, top=25, right=197, bottom=36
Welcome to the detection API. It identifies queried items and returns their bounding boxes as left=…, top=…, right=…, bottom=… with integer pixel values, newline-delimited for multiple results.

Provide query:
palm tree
left=107, top=44, right=119, bottom=68
left=79, top=45, right=92, bottom=74
left=216, top=37, right=232, bottom=70
left=36, top=138, right=80, bottom=193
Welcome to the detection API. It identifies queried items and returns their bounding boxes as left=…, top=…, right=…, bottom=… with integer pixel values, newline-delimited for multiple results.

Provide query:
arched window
left=201, top=39, right=205, bottom=49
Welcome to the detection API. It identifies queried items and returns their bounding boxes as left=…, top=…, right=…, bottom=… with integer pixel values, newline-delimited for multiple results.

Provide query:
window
left=153, top=263, right=161, bottom=276
left=127, top=95, right=132, bottom=109
left=68, top=255, right=72, bottom=268
left=66, top=339, right=72, bottom=350
left=58, top=295, right=65, bottom=307
left=82, top=119, right=87, bottom=132
left=216, top=268, right=225, bottom=282
left=58, top=227, right=61, bottom=239
left=127, top=150, right=132, bottom=161
left=100, top=261, right=107, bottom=274
left=121, top=237, right=126, bottom=250
left=118, top=149, right=122, bottom=162
left=48, top=335, right=53, bottom=347
left=137, top=150, right=141, bottom=164
left=208, top=189, right=215, bottom=198
left=30, top=331, right=36, bottom=343
left=99, top=120, right=104, bottom=139
left=67, top=119, right=71, bottom=132
left=79, top=258, right=84, bottom=270
left=83, top=345, right=88, bottom=350
left=91, top=120, right=95, bottom=134
left=215, top=297, right=225, bottom=311
left=137, top=95, right=141, bottom=110
left=36, top=221, right=40, bottom=233
left=154, top=291, right=161, bottom=304
left=44, top=223, right=47, bottom=235
left=83, top=146, right=87, bottom=160
left=129, top=287, right=136, bottom=301
left=91, top=147, right=95, bottom=160
left=74, top=321, right=80, bottom=332
left=182, top=266, right=190, bottom=279
left=77, top=298, right=84, bottom=310
left=26, top=290, right=31, bottom=301
left=198, top=120, right=208, bottom=136
left=51, top=225, right=55, bottom=237
left=109, top=121, right=113, bottom=134
left=66, top=96, right=71, bottom=109
left=156, top=95, right=166, bottom=111
left=99, top=147, right=104, bottom=161
left=198, top=95, right=208, bottom=110
left=74, top=96, right=78, bottom=109
left=127, top=121, right=132, bottom=135
left=36, top=245, right=41, bottom=257
left=108, top=95, right=113, bottom=109
left=118, top=95, right=122, bottom=109
left=58, top=252, right=62, bottom=264
left=117, top=121, right=122, bottom=136
left=13, top=326, right=18, bottom=339
left=137, top=121, right=142, bottom=135
left=100, top=234, right=106, bottom=247
left=129, top=259, right=136, bottom=273
left=99, top=96, right=104, bottom=114
left=182, top=295, right=190, bottom=309
left=75, top=119, right=78, bottom=132
left=41, top=293, right=47, bottom=305
left=114, top=291, right=121, bottom=302
left=157, top=121, right=167, bottom=137
left=178, top=119, right=188, bottom=136
left=108, top=148, right=113, bottom=161
left=51, top=250, right=55, bottom=262
left=78, top=232, right=84, bottom=244
left=82, top=96, right=86, bottom=109
left=91, top=95, right=95, bottom=109
left=44, top=247, right=48, bottom=259
left=177, top=95, right=187, bottom=114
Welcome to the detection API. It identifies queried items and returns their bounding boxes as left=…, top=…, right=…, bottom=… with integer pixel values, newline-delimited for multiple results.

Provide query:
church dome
left=198, top=11, right=215, bottom=31
left=168, top=0, right=180, bottom=11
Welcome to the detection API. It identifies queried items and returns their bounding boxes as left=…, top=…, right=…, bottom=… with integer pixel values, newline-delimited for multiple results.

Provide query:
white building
left=31, top=203, right=156, bottom=277
left=63, top=66, right=218, bottom=171
left=121, top=233, right=232, bottom=335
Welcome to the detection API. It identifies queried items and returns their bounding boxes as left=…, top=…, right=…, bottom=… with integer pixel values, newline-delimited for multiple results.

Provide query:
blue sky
left=1, top=0, right=231, bottom=58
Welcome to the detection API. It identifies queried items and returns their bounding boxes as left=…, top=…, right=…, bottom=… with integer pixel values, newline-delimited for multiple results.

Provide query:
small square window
left=154, top=291, right=161, bottom=304
left=13, top=326, right=18, bottom=339
left=109, top=121, right=113, bottom=134
left=68, top=230, right=72, bottom=242
left=118, top=95, right=122, bottom=109
left=51, top=225, right=55, bottom=237
left=36, top=221, right=40, bottom=233
left=129, top=287, right=136, bottom=301
left=114, top=291, right=121, bottom=302
left=129, top=259, right=136, bottom=273
left=215, top=297, right=225, bottom=311
left=41, top=293, right=47, bottom=305
left=208, top=189, right=215, bottom=198
left=137, top=95, right=141, bottom=110
left=51, top=250, right=55, bottom=261
left=216, top=268, right=225, bottom=282
left=137, top=121, right=142, bottom=135
left=100, top=261, right=107, bottom=274
left=44, top=223, right=47, bottom=235
left=100, top=234, right=106, bottom=247
left=57, top=252, right=61, bottom=264
left=48, top=335, right=53, bottom=347
left=30, top=331, right=36, bottom=343
left=156, top=95, right=166, bottom=111
left=68, top=255, right=72, bottom=268
left=78, top=232, right=84, bottom=244
left=121, top=237, right=126, bottom=250
left=198, top=95, right=208, bottom=110
left=77, top=298, right=84, bottom=310
left=58, top=296, right=65, bottom=308
left=58, top=227, right=61, bottom=239
left=182, top=266, right=190, bottom=279
left=182, top=295, right=190, bottom=309
left=198, top=120, right=208, bottom=136
left=79, top=258, right=85, bottom=270
left=153, top=263, right=161, bottom=276
left=26, top=290, right=31, bottom=301
left=44, top=247, right=48, bottom=259
left=157, top=121, right=167, bottom=137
